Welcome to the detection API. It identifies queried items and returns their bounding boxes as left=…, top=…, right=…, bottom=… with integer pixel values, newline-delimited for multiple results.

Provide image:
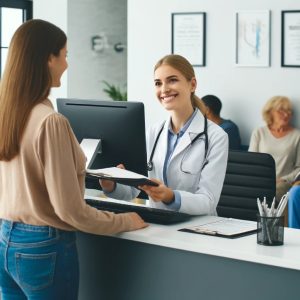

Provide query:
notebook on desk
left=85, top=197, right=191, bottom=225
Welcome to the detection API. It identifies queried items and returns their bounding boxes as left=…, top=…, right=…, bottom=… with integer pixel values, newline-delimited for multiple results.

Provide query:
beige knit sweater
left=249, top=126, right=300, bottom=183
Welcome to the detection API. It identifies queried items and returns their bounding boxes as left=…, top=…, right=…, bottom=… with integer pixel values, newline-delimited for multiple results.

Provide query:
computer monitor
left=57, top=98, right=148, bottom=192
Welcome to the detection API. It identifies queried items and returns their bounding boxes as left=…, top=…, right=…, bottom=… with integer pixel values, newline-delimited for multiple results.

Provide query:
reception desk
left=77, top=212, right=300, bottom=300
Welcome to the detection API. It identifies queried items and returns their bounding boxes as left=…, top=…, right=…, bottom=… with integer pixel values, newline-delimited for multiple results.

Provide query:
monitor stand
left=80, top=138, right=102, bottom=169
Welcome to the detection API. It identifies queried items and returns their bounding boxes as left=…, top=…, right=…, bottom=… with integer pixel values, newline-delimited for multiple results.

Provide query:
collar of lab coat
left=164, top=110, right=206, bottom=160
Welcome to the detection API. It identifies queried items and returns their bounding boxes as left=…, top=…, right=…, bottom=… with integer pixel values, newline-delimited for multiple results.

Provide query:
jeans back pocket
left=16, top=252, right=56, bottom=291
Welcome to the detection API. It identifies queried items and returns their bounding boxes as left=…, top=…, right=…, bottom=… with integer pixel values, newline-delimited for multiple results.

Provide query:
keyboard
left=85, top=198, right=191, bottom=225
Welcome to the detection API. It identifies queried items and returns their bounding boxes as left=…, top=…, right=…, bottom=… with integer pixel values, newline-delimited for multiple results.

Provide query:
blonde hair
left=262, top=96, right=292, bottom=125
left=154, top=54, right=206, bottom=114
left=0, top=19, right=67, bottom=161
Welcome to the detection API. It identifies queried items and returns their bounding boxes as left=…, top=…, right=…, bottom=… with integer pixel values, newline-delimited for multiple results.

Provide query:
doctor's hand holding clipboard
left=100, top=54, right=228, bottom=216
left=138, top=178, right=175, bottom=204
left=99, top=165, right=176, bottom=204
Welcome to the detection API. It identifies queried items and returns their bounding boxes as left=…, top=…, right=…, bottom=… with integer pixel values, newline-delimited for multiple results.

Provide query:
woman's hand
left=99, top=164, right=125, bottom=193
left=138, top=178, right=174, bottom=204
left=128, top=212, right=148, bottom=230
left=276, top=177, right=287, bottom=184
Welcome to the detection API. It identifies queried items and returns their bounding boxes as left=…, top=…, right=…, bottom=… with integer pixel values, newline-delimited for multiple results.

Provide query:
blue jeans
left=288, top=185, right=300, bottom=229
left=0, top=220, right=79, bottom=299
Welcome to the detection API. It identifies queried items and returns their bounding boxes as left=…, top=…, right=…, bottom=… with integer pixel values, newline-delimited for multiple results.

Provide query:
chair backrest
left=217, top=150, right=276, bottom=221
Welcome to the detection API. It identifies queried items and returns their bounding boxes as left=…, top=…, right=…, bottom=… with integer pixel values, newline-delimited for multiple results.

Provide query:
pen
left=257, top=198, right=264, bottom=216
left=270, top=194, right=288, bottom=232
left=270, top=197, right=276, bottom=217
left=263, top=197, right=267, bottom=210
left=262, top=197, right=269, bottom=216
left=276, top=194, right=286, bottom=216
left=276, top=193, right=288, bottom=217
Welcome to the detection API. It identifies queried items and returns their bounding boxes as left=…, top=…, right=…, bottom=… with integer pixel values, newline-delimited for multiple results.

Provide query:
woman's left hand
left=138, top=178, right=174, bottom=203
left=276, top=178, right=287, bottom=184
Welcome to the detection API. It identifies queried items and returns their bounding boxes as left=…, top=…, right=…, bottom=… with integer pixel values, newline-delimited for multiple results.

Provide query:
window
left=0, top=0, right=32, bottom=76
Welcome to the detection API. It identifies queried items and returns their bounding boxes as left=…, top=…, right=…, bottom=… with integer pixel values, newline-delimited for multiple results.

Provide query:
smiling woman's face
left=154, top=64, right=196, bottom=112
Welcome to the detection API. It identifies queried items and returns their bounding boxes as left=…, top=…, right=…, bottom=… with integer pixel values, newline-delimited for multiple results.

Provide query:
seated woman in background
left=249, top=96, right=300, bottom=206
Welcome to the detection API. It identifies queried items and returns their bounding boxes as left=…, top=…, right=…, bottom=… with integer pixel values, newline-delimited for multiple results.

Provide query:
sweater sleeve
left=280, top=136, right=300, bottom=183
left=36, top=114, right=136, bottom=235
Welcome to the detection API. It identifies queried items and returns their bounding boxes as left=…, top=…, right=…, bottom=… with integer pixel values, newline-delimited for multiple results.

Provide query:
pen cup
left=257, top=215, right=284, bottom=246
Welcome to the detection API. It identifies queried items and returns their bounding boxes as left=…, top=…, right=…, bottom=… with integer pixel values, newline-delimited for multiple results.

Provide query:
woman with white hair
left=249, top=96, right=300, bottom=208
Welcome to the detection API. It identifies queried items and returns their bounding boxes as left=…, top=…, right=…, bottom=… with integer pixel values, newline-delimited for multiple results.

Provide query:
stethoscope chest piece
left=147, top=161, right=153, bottom=172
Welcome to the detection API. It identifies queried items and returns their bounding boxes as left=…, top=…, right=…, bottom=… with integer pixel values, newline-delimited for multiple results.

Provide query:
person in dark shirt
left=202, top=94, right=242, bottom=150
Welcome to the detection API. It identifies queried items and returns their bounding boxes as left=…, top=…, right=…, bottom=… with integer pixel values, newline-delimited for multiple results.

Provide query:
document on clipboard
left=179, top=218, right=257, bottom=238
left=86, top=167, right=159, bottom=188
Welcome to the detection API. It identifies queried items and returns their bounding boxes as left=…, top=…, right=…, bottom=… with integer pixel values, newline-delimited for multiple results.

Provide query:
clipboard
left=178, top=218, right=257, bottom=239
left=86, top=167, right=159, bottom=188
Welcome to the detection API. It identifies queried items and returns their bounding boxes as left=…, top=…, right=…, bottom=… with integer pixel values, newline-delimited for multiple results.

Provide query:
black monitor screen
left=57, top=98, right=148, bottom=191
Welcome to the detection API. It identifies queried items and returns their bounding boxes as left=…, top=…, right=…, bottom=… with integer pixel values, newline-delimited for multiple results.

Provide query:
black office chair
left=217, top=150, right=276, bottom=221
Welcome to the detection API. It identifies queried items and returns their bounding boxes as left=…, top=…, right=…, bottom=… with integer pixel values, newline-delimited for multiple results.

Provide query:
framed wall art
left=281, top=10, right=300, bottom=67
left=236, top=10, right=271, bottom=67
left=171, top=12, right=206, bottom=67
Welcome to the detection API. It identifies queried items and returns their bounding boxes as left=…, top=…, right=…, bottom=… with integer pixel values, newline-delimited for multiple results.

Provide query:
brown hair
left=0, top=19, right=67, bottom=161
left=262, top=96, right=292, bottom=126
left=154, top=54, right=206, bottom=114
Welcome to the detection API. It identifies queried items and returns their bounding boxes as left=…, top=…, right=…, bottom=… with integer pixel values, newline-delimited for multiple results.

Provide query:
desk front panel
left=77, top=233, right=300, bottom=300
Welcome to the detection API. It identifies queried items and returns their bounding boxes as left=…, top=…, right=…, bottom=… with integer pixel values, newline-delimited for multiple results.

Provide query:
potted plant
left=102, top=80, right=127, bottom=101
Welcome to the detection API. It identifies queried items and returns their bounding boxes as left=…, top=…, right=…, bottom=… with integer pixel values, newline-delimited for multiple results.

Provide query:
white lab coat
left=109, top=111, right=228, bottom=215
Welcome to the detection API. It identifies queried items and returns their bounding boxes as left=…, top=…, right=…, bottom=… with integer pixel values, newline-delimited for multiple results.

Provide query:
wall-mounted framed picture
left=171, top=12, right=206, bottom=67
left=281, top=10, right=300, bottom=67
left=236, top=10, right=271, bottom=67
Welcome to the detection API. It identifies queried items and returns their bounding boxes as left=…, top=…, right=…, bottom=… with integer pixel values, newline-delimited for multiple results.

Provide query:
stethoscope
left=147, top=115, right=209, bottom=172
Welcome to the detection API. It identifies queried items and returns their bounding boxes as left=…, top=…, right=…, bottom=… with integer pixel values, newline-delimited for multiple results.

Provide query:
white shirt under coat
left=108, top=110, right=228, bottom=215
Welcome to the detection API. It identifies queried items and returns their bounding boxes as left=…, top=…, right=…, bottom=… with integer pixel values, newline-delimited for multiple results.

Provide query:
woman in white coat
left=101, top=54, right=228, bottom=215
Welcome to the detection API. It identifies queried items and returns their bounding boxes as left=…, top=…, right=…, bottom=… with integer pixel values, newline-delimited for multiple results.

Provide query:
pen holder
left=257, top=215, right=284, bottom=246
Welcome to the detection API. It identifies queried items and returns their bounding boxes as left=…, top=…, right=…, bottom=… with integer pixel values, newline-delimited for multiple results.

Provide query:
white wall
left=128, top=0, right=300, bottom=145
left=33, top=0, right=68, bottom=108
left=33, top=0, right=127, bottom=102
left=67, top=0, right=127, bottom=100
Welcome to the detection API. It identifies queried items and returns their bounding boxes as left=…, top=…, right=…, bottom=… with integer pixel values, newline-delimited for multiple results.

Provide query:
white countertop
left=118, top=216, right=300, bottom=271
left=85, top=193, right=300, bottom=271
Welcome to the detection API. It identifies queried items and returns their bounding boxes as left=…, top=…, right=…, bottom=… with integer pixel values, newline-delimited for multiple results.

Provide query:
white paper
left=86, top=167, right=147, bottom=179
left=185, top=218, right=256, bottom=236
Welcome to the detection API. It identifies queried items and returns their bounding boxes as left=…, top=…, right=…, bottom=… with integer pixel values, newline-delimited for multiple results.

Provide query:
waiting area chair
left=217, top=150, right=276, bottom=221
